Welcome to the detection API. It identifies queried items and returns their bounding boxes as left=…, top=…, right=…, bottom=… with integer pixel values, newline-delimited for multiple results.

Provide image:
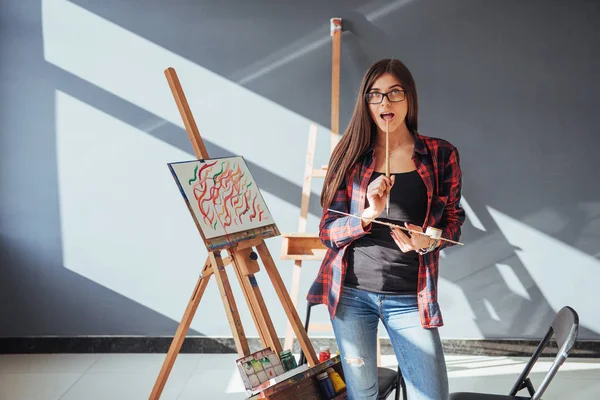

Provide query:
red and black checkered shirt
left=306, top=133, right=465, bottom=328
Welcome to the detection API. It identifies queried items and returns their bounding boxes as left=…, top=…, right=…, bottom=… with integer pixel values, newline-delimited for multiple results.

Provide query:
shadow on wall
left=0, top=0, right=207, bottom=337
left=0, top=233, right=201, bottom=336
left=2, top=0, right=597, bottom=338
left=66, top=0, right=599, bottom=338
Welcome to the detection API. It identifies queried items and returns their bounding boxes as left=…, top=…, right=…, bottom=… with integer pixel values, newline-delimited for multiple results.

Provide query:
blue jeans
left=331, top=286, right=448, bottom=400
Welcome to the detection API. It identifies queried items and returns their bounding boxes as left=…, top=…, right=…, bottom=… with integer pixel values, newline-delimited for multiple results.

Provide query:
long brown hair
left=321, top=58, right=419, bottom=209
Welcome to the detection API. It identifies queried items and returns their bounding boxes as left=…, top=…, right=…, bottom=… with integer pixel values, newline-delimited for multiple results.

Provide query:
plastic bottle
left=327, top=367, right=346, bottom=393
left=316, top=371, right=336, bottom=399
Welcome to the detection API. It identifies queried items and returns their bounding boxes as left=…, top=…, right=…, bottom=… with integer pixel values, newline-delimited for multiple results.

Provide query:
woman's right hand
left=361, top=174, right=395, bottom=224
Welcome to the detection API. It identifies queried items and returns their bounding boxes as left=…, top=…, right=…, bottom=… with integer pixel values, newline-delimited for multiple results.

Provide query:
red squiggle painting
left=169, top=156, right=273, bottom=239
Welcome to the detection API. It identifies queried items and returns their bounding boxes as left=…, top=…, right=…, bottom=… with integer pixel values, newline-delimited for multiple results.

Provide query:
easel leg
left=208, top=251, right=250, bottom=357
left=284, top=123, right=318, bottom=350
left=256, top=242, right=318, bottom=366
left=244, top=273, right=284, bottom=356
left=149, top=257, right=213, bottom=400
left=330, top=18, right=342, bottom=152
left=230, top=249, right=281, bottom=354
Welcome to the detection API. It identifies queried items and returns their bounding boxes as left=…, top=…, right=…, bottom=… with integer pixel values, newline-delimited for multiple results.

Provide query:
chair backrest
left=509, top=306, right=579, bottom=400
left=551, top=306, right=579, bottom=356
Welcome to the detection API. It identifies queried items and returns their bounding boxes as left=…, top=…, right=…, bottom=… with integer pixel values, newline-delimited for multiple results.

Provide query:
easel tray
left=247, top=355, right=347, bottom=400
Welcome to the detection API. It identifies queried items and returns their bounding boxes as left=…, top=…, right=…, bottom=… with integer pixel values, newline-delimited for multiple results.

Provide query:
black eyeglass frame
left=364, top=89, right=406, bottom=104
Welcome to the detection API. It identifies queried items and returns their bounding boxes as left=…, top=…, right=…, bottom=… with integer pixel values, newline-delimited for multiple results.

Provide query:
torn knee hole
left=344, top=357, right=365, bottom=367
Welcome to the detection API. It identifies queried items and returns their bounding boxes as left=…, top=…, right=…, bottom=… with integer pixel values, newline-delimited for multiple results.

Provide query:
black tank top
left=344, top=170, right=428, bottom=294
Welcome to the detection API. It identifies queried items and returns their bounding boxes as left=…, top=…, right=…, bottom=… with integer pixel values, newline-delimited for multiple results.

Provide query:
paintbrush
left=385, top=119, right=390, bottom=215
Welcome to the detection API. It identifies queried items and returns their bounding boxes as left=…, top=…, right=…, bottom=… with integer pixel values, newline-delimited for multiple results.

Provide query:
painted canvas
left=168, top=156, right=275, bottom=240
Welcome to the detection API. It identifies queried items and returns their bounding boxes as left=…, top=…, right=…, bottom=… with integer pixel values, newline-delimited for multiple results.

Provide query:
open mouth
left=380, top=112, right=395, bottom=121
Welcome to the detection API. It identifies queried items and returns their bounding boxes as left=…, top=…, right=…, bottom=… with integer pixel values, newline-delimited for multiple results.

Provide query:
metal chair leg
left=298, top=301, right=314, bottom=366
left=396, top=366, right=407, bottom=400
left=395, top=369, right=401, bottom=400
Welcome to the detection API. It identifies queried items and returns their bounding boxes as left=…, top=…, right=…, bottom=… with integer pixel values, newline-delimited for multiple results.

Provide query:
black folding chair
left=449, top=306, right=579, bottom=400
left=298, top=301, right=407, bottom=400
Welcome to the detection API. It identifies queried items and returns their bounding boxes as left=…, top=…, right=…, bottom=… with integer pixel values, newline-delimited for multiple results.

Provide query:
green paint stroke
left=188, top=165, right=199, bottom=185
left=246, top=182, right=253, bottom=189
left=212, top=162, right=226, bottom=180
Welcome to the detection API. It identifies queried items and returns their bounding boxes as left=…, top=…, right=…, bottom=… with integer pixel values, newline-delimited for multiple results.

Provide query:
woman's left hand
left=390, top=223, right=434, bottom=253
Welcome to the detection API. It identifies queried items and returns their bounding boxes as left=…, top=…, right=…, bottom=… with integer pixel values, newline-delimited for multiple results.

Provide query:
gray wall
left=1, top=0, right=599, bottom=340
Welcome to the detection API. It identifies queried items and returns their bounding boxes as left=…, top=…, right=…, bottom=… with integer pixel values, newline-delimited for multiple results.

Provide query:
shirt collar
left=413, top=132, right=428, bottom=155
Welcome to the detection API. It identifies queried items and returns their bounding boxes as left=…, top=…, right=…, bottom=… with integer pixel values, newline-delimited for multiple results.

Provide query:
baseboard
left=1, top=337, right=599, bottom=358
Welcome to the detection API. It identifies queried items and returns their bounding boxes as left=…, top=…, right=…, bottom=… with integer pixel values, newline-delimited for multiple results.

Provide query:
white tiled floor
left=0, top=353, right=598, bottom=399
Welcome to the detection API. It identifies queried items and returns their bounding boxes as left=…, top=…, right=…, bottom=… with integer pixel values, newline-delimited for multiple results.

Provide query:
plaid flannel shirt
left=307, top=133, right=465, bottom=328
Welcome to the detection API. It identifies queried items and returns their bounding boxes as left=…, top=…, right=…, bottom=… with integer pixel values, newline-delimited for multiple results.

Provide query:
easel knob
left=330, top=18, right=342, bottom=36
left=250, top=251, right=259, bottom=261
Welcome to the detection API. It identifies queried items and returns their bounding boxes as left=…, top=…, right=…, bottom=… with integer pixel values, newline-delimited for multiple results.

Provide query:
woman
left=307, top=58, right=465, bottom=400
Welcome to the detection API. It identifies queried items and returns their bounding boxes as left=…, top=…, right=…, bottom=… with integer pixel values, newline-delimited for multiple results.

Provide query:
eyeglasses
left=365, top=89, right=406, bottom=104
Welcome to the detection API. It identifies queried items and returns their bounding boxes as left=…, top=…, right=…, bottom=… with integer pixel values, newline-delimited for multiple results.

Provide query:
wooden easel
left=149, top=67, right=318, bottom=400
left=279, top=18, right=386, bottom=366
left=279, top=17, right=342, bottom=351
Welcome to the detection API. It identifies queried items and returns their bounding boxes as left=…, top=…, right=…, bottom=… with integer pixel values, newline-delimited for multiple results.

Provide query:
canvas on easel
left=168, top=156, right=276, bottom=250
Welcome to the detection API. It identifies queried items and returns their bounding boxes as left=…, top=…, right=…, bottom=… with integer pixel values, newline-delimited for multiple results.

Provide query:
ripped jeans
left=331, top=286, right=448, bottom=400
